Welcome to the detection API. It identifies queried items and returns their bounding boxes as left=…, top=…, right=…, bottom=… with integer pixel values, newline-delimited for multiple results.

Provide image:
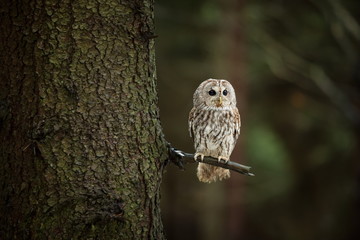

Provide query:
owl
left=189, top=79, right=241, bottom=183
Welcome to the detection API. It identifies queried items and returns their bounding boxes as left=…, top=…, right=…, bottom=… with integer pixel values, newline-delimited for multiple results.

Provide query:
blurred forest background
left=155, top=0, right=360, bottom=240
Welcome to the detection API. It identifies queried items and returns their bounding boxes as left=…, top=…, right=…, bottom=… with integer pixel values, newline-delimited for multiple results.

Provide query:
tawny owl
left=189, top=79, right=241, bottom=183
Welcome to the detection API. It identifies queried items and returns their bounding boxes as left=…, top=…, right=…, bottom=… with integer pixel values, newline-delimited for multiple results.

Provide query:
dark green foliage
left=156, top=0, right=360, bottom=239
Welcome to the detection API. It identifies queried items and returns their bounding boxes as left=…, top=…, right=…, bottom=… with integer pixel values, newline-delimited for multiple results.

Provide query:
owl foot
left=217, top=156, right=229, bottom=163
left=194, top=153, right=205, bottom=162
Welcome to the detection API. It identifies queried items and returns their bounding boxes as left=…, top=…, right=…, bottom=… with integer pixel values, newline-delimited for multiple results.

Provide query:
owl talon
left=194, top=153, right=205, bottom=162
left=217, top=156, right=229, bottom=163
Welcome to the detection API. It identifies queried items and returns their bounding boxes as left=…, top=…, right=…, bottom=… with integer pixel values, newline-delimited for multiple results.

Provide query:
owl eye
left=208, top=89, right=216, bottom=96
left=223, top=90, right=228, bottom=96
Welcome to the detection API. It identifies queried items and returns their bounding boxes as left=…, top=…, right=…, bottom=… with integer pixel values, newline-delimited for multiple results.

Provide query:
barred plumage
left=189, top=79, right=241, bottom=183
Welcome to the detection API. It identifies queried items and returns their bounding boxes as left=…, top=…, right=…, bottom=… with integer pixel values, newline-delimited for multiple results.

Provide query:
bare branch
left=167, top=145, right=255, bottom=177
left=254, top=31, right=360, bottom=125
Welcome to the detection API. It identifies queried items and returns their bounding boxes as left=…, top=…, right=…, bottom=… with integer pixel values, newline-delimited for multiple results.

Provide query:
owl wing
left=188, top=107, right=196, bottom=138
left=233, top=108, right=241, bottom=140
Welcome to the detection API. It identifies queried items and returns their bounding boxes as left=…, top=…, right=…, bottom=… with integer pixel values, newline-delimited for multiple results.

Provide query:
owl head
left=193, top=79, right=237, bottom=109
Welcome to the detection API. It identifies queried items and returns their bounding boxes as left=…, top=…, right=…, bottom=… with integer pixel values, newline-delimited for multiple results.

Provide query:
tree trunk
left=0, top=0, right=167, bottom=239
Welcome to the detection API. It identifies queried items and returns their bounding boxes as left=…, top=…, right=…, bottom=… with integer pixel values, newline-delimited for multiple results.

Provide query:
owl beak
left=217, top=96, right=223, bottom=107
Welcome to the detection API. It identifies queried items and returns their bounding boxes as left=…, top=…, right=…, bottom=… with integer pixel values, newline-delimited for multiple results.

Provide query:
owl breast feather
left=199, top=109, right=236, bottom=148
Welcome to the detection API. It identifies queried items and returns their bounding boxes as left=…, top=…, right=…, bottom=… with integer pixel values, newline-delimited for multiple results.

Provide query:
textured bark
left=0, top=0, right=167, bottom=239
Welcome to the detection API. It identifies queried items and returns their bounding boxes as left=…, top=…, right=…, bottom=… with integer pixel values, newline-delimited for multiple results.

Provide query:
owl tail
left=197, top=163, right=230, bottom=183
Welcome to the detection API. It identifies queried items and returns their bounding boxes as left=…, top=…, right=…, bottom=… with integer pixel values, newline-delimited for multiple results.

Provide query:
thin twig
left=168, top=145, right=255, bottom=177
